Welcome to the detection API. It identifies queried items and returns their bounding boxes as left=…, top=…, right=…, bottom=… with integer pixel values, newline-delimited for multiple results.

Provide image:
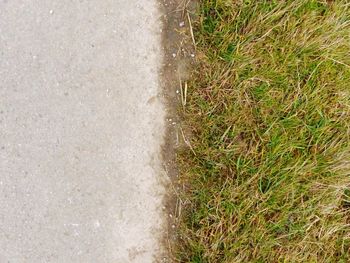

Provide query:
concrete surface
left=0, top=0, right=166, bottom=262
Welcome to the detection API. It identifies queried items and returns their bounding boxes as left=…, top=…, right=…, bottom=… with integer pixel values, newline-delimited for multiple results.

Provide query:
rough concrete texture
left=0, top=1, right=166, bottom=262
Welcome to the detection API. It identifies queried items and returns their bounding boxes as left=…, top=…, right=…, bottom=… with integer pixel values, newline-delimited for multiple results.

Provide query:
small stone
left=179, top=21, right=185, bottom=27
left=172, top=53, right=176, bottom=58
left=49, top=10, right=54, bottom=14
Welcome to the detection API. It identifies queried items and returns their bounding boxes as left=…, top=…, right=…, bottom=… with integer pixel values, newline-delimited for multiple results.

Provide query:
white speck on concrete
left=94, top=220, right=101, bottom=228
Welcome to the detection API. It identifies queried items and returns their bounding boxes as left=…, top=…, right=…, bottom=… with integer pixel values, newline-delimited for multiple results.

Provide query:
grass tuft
left=177, top=1, right=350, bottom=262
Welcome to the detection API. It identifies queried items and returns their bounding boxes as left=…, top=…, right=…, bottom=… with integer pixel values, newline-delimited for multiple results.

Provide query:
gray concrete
left=0, top=1, right=165, bottom=262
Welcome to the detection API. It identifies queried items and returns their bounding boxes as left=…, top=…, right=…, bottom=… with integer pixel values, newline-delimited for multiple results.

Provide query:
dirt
left=158, top=0, right=197, bottom=261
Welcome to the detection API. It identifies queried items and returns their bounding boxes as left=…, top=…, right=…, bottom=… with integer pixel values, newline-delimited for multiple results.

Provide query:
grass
left=177, top=0, right=350, bottom=262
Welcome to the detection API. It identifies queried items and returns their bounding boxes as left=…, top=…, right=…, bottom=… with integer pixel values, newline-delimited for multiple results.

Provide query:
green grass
left=177, top=1, right=350, bottom=262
